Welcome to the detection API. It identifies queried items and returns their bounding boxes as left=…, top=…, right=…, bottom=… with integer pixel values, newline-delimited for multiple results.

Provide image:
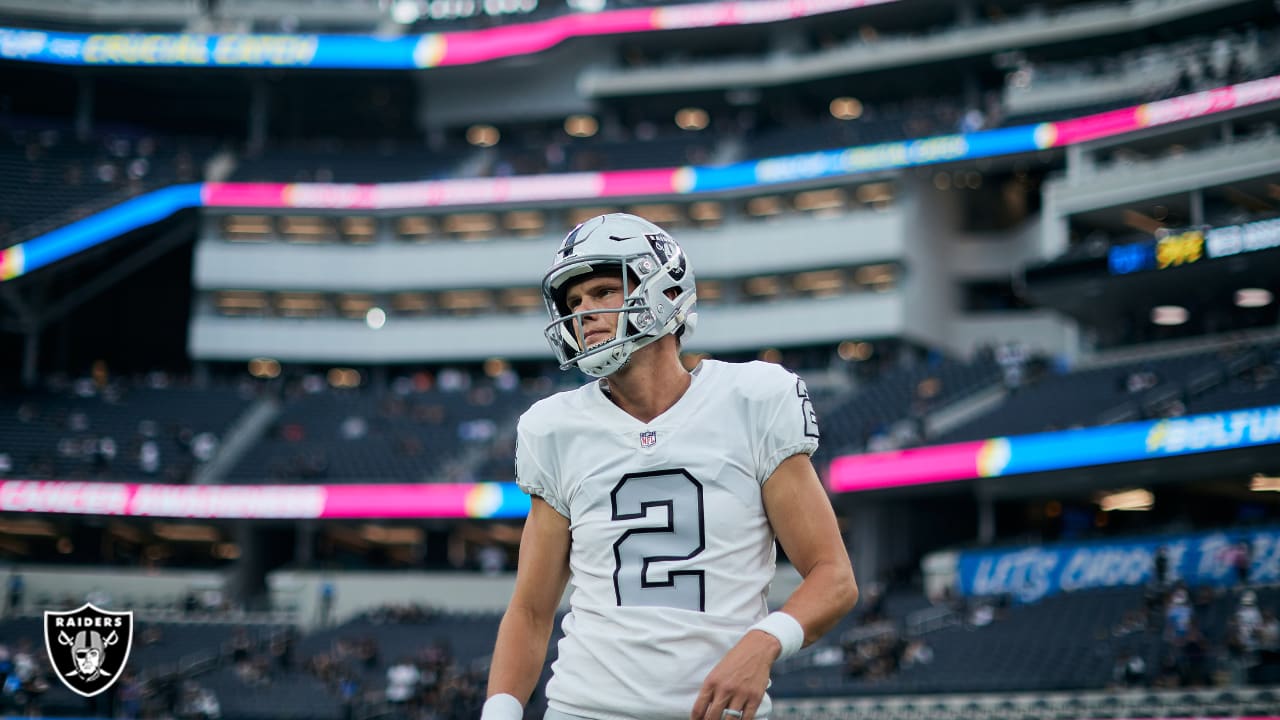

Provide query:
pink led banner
left=0, top=480, right=529, bottom=519
left=201, top=169, right=686, bottom=210
left=1040, top=75, right=1280, bottom=147
left=414, top=0, right=897, bottom=68
left=826, top=440, right=1001, bottom=493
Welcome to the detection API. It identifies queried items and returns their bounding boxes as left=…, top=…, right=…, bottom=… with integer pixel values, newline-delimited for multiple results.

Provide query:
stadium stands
left=8, top=333, right=1266, bottom=486
left=938, top=338, right=1280, bottom=444
left=1, top=554, right=1276, bottom=719
left=0, top=615, right=290, bottom=719
left=226, top=376, right=538, bottom=484
left=0, top=375, right=254, bottom=482
left=0, top=126, right=210, bottom=245
left=769, top=582, right=1280, bottom=700
left=1003, top=27, right=1280, bottom=119
left=229, top=142, right=473, bottom=185
left=818, top=350, right=1003, bottom=456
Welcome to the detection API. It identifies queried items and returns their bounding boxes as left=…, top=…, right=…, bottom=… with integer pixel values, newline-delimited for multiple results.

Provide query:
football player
left=483, top=213, right=857, bottom=720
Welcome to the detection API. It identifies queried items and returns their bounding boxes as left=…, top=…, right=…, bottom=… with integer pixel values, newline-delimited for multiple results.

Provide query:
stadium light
left=829, top=97, right=863, bottom=121
left=759, top=348, right=782, bottom=364
left=366, top=306, right=387, bottom=330
left=1236, top=288, right=1273, bottom=308
left=328, top=368, right=362, bottom=389
left=837, top=341, right=873, bottom=362
left=483, top=358, right=508, bottom=377
left=1251, top=474, right=1280, bottom=492
left=248, top=357, right=281, bottom=379
left=564, top=114, right=599, bottom=138
left=466, top=124, right=500, bottom=147
left=1097, top=489, right=1154, bottom=512
left=1150, top=305, right=1188, bottom=326
left=675, top=107, right=709, bottom=131
left=391, top=0, right=421, bottom=24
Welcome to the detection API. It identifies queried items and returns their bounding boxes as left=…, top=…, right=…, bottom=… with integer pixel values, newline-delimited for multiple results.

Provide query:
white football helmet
left=542, top=213, right=698, bottom=377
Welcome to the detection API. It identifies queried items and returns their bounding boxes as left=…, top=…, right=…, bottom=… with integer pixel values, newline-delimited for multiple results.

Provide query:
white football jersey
left=515, top=360, right=820, bottom=720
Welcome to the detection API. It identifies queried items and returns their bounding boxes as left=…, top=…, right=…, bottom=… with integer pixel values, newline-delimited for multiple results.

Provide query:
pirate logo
left=645, top=233, right=686, bottom=281
left=44, top=604, right=133, bottom=697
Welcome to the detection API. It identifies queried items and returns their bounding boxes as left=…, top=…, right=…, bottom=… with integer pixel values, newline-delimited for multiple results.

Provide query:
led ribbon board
left=4, top=75, right=1279, bottom=281
left=0, top=0, right=895, bottom=69
left=957, top=527, right=1280, bottom=602
left=828, top=404, right=1280, bottom=493
left=0, top=481, right=531, bottom=519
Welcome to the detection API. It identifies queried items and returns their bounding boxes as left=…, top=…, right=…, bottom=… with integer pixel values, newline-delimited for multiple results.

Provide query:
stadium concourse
left=2, top=0, right=1280, bottom=718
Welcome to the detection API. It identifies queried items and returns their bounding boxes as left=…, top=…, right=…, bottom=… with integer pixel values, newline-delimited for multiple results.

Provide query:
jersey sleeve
left=755, top=367, right=821, bottom=485
left=514, top=412, right=569, bottom=518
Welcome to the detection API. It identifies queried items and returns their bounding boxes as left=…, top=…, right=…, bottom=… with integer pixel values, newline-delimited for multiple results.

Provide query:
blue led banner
left=0, top=28, right=393, bottom=68
left=688, top=126, right=1045, bottom=192
left=958, top=527, right=1280, bottom=603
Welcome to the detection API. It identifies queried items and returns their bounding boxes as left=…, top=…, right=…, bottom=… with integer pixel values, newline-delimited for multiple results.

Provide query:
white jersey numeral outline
left=610, top=469, right=706, bottom=612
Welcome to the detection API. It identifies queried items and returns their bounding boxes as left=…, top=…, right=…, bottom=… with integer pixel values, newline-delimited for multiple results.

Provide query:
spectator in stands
left=270, top=628, right=296, bottom=672
left=228, top=628, right=253, bottom=665
left=476, top=545, right=507, bottom=575
left=115, top=669, right=143, bottom=720
left=338, top=673, right=360, bottom=720
left=5, top=572, right=22, bottom=617
left=318, top=582, right=335, bottom=627
left=1165, top=588, right=1192, bottom=643
left=178, top=681, right=220, bottom=720
left=1236, top=591, right=1263, bottom=652
left=996, top=342, right=1030, bottom=390
left=139, top=439, right=161, bottom=476
left=1230, top=540, right=1253, bottom=586
left=19, top=664, right=47, bottom=718
left=1193, top=586, right=1215, bottom=628
left=900, top=639, right=934, bottom=669
left=860, top=582, right=886, bottom=623
left=1178, top=620, right=1211, bottom=688
left=1113, top=651, right=1148, bottom=688
left=356, top=637, right=378, bottom=670
left=191, top=432, right=218, bottom=463
left=385, top=656, right=420, bottom=708
left=1259, top=609, right=1280, bottom=654
left=484, top=214, right=856, bottom=720
left=1153, top=545, right=1171, bottom=588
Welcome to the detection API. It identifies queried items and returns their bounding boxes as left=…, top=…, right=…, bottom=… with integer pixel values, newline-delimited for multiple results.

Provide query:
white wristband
left=481, top=693, right=523, bottom=720
left=749, top=611, right=805, bottom=660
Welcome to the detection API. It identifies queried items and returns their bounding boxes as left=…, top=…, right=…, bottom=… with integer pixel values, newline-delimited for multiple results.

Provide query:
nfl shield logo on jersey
left=44, top=604, right=133, bottom=698
left=640, top=430, right=657, bottom=448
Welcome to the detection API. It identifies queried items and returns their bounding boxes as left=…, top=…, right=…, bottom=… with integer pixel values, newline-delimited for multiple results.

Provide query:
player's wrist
left=481, top=693, right=523, bottom=720
left=747, top=627, right=784, bottom=661
left=748, top=611, right=805, bottom=661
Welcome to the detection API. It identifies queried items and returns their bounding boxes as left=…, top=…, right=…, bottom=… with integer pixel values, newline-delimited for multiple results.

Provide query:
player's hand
left=691, top=630, right=780, bottom=720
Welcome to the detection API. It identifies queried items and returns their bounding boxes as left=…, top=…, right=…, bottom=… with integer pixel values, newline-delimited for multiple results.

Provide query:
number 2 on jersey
left=610, top=469, right=706, bottom=612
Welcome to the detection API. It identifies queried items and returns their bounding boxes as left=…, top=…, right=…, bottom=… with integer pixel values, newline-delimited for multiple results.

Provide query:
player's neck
left=600, top=343, right=691, bottom=424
